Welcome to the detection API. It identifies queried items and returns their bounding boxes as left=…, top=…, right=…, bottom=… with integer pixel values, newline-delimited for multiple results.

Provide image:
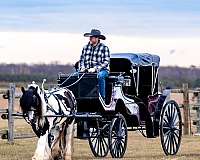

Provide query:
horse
left=20, top=80, right=76, bottom=160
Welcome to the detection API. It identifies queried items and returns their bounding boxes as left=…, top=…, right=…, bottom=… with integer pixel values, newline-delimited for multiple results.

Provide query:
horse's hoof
left=32, top=155, right=43, bottom=160
left=32, top=156, right=36, bottom=160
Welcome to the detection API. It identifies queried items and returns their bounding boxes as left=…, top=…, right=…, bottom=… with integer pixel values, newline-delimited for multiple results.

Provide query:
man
left=79, top=29, right=110, bottom=100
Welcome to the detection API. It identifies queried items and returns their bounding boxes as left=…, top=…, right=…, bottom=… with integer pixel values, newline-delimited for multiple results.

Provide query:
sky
left=0, top=0, right=200, bottom=66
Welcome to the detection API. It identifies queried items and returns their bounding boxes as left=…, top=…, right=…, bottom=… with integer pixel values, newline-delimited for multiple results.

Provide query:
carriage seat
left=107, top=73, right=126, bottom=84
left=107, top=75, right=119, bottom=83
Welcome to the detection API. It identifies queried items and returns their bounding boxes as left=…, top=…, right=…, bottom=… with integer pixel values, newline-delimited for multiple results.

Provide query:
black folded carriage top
left=111, top=53, right=160, bottom=67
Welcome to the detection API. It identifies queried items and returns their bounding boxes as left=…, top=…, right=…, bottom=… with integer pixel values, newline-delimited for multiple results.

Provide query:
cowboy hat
left=84, top=29, right=106, bottom=40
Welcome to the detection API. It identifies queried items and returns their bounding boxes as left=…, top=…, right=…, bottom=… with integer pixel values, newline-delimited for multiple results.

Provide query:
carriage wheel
left=88, top=119, right=109, bottom=157
left=160, top=100, right=182, bottom=155
left=109, top=114, right=128, bottom=158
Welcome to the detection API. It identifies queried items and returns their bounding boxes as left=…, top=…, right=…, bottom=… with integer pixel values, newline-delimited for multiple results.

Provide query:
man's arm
left=79, top=48, right=85, bottom=70
left=96, top=46, right=110, bottom=71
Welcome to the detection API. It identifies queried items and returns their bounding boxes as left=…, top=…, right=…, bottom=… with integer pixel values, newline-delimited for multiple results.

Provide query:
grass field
left=1, top=91, right=200, bottom=159
left=1, top=132, right=200, bottom=160
left=1, top=119, right=200, bottom=160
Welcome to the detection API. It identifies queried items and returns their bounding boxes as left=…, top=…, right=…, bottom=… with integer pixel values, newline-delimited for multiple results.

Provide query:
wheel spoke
left=97, top=138, right=101, bottom=155
left=166, top=136, right=170, bottom=153
left=112, top=130, right=117, bottom=137
left=171, top=133, right=178, bottom=150
left=120, top=138, right=125, bottom=144
left=91, top=137, right=95, bottom=143
left=102, top=137, right=108, bottom=148
left=109, top=114, right=127, bottom=158
left=117, top=140, right=120, bottom=157
left=93, top=137, right=98, bottom=150
left=88, top=121, right=109, bottom=157
left=160, top=101, right=182, bottom=155
left=174, top=120, right=180, bottom=127
left=165, top=108, right=170, bottom=121
left=171, top=104, right=175, bottom=120
left=172, top=112, right=178, bottom=125
left=169, top=134, right=172, bottom=154
left=119, top=140, right=125, bottom=154
left=100, top=138, right=103, bottom=156
left=101, top=139, right=105, bottom=154
left=164, top=134, right=170, bottom=147
left=112, top=138, right=118, bottom=146
left=168, top=106, right=173, bottom=124
left=98, top=138, right=102, bottom=156
left=174, top=127, right=180, bottom=131
left=167, top=104, right=171, bottom=120
left=163, top=129, right=171, bottom=136
left=165, top=112, right=171, bottom=124
left=102, top=138, right=107, bottom=154
left=170, top=134, right=175, bottom=154
left=173, top=130, right=180, bottom=139
left=163, top=126, right=171, bottom=129
left=119, top=119, right=122, bottom=133
left=163, top=118, right=169, bottom=125
left=113, top=140, right=117, bottom=156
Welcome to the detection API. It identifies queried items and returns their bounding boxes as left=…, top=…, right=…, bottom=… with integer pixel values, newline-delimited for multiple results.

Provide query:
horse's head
left=20, top=84, right=42, bottom=123
left=20, top=82, right=49, bottom=137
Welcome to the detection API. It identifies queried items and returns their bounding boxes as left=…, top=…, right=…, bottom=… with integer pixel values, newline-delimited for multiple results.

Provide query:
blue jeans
left=98, top=69, right=109, bottom=99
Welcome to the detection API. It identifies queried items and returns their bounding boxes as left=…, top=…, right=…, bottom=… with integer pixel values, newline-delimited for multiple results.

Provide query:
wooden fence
left=0, top=83, right=35, bottom=144
left=1, top=82, right=200, bottom=145
left=171, top=83, right=200, bottom=135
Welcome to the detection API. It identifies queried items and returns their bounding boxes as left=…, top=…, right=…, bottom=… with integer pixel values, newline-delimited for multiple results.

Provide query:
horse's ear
left=21, top=87, right=25, bottom=94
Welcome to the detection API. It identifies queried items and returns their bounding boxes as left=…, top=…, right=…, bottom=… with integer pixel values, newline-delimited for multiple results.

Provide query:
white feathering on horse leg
left=32, top=133, right=49, bottom=160
left=64, top=120, right=75, bottom=160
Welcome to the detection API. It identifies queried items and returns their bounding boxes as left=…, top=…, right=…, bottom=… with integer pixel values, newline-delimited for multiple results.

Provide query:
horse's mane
left=64, top=90, right=76, bottom=111
left=35, top=90, right=42, bottom=117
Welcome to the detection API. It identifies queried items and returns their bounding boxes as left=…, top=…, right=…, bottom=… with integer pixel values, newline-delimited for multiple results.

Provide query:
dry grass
left=1, top=92, right=200, bottom=159
left=1, top=131, right=200, bottom=160
left=1, top=119, right=200, bottom=160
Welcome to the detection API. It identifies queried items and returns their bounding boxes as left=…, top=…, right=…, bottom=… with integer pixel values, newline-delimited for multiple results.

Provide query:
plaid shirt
left=79, top=42, right=110, bottom=71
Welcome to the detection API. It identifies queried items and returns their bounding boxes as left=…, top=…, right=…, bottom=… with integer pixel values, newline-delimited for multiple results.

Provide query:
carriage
left=57, top=53, right=182, bottom=158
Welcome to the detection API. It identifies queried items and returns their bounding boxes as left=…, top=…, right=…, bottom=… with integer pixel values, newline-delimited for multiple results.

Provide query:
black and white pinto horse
left=20, top=81, right=76, bottom=160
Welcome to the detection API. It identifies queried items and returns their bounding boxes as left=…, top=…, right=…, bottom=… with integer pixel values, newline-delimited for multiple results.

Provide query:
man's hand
left=88, top=68, right=96, bottom=73
left=80, top=68, right=86, bottom=72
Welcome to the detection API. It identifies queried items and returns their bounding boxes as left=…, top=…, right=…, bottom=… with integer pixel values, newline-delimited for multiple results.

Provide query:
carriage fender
left=115, top=99, right=132, bottom=115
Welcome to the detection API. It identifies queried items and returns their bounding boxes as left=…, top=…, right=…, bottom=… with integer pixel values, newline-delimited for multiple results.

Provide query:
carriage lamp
left=123, top=76, right=131, bottom=86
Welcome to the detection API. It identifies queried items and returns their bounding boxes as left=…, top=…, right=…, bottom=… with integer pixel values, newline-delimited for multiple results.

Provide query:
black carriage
left=57, top=53, right=182, bottom=158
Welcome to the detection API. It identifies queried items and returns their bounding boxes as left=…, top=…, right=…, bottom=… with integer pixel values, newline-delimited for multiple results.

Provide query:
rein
left=59, top=73, right=85, bottom=88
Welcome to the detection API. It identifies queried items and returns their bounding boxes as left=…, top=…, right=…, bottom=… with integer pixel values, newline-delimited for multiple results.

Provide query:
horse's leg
left=32, top=118, right=54, bottom=160
left=48, top=121, right=64, bottom=159
left=50, top=132, right=62, bottom=159
left=32, top=132, right=51, bottom=160
left=64, top=119, right=75, bottom=160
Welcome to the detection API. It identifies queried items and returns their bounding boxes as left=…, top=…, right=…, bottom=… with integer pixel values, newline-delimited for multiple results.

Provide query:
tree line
left=0, top=63, right=200, bottom=88
left=159, top=66, right=200, bottom=88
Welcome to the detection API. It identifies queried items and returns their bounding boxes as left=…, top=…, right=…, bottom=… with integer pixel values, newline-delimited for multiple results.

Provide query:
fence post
left=182, top=83, right=190, bottom=135
left=196, top=92, right=200, bottom=134
left=8, top=83, right=15, bottom=144
left=192, top=90, right=200, bottom=135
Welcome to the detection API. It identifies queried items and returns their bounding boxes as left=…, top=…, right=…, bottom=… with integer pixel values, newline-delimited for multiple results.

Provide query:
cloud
left=0, top=31, right=200, bottom=66
left=169, top=49, right=176, bottom=55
